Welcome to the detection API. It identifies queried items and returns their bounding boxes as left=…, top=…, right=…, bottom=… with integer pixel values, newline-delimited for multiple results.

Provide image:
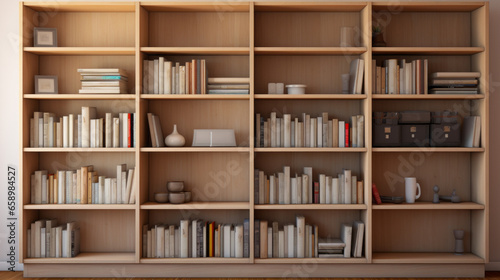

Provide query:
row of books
left=30, top=108, right=136, bottom=148
left=373, top=58, right=428, bottom=95
left=430, top=72, right=480, bottom=94
left=143, top=220, right=247, bottom=258
left=255, top=167, right=363, bottom=205
left=147, top=113, right=164, bottom=147
left=30, top=165, right=137, bottom=205
left=143, top=58, right=206, bottom=94
left=255, top=217, right=364, bottom=258
left=78, top=68, right=129, bottom=94
left=26, top=220, right=80, bottom=258
left=256, top=112, right=364, bottom=148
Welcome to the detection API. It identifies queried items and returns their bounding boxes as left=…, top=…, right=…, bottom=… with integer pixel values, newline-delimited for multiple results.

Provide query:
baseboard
left=486, top=262, right=500, bottom=271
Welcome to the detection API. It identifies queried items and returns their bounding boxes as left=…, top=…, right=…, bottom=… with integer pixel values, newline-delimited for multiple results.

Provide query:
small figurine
left=432, top=185, right=440, bottom=203
left=454, top=229, right=465, bottom=255
left=439, top=189, right=461, bottom=203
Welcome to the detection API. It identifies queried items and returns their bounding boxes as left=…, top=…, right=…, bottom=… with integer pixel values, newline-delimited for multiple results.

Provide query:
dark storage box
left=401, top=124, right=430, bottom=147
left=430, top=123, right=461, bottom=147
left=373, top=112, right=399, bottom=125
left=431, top=111, right=459, bottom=124
left=400, top=111, right=431, bottom=124
left=373, top=124, right=401, bottom=147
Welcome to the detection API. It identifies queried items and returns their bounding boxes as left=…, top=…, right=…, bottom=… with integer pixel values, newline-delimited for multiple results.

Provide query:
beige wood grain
left=141, top=2, right=250, bottom=13
left=24, top=94, right=136, bottom=100
left=37, top=99, right=135, bottom=119
left=254, top=258, right=367, bottom=264
left=255, top=12, right=360, bottom=47
left=254, top=2, right=366, bottom=12
left=148, top=12, right=249, bottom=47
left=372, top=2, right=484, bottom=13
left=24, top=2, right=136, bottom=12
left=141, top=201, right=249, bottom=210
left=141, top=258, right=251, bottom=264
left=24, top=204, right=136, bottom=210
left=146, top=209, right=249, bottom=226
left=24, top=252, right=135, bottom=264
left=372, top=252, right=483, bottom=264
left=38, top=55, right=136, bottom=94
left=372, top=47, right=484, bottom=55
left=23, top=53, right=38, bottom=95
left=24, top=47, right=135, bottom=55
left=372, top=210, right=470, bottom=252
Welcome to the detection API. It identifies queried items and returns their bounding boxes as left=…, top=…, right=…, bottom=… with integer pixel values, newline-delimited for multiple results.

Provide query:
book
left=207, top=77, right=250, bottom=84
left=318, top=238, right=345, bottom=250
left=351, top=221, right=365, bottom=258
left=260, top=220, right=268, bottom=258
left=431, top=72, right=480, bottom=79
left=372, top=183, right=382, bottom=205
left=462, top=116, right=481, bottom=148
left=340, top=223, right=352, bottom=258
left=296, top=216, right=305, bottom=258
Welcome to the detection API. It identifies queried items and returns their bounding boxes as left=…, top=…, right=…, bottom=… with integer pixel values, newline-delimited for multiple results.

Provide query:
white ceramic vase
left=165, top=124, right=185, bottom=147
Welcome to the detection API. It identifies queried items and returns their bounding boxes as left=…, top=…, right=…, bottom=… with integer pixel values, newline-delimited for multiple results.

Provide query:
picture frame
left=33, top=27, right=57, bottom=47
left=35, top=75, right=58, bottom=94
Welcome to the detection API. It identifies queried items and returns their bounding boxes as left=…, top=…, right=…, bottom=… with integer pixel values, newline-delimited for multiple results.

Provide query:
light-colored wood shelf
left=141, top=147, right=250, bottom=153
left=372, top=252, right=484, bottom=264
left=140, top=258, right=251, bottom=264
left=254, top=147, right=367, bottom=153
left=24, top=94, right=136, bottom=100
left=141, top=47, right=250, bottom=55
left=141, top=94, right=249, bottom=100
left=24, top=204, right=136, bottom=210
left=255, top=47, right=367, bottom=55
left=255, top=204, right=366, bottom=210
left=141, top=201, right=249, bottom=210
left=24, top=148, right=135, bottom=153
left=372, top=94, right=485, bottom=100
left=23, top=252, right=136, bottom=264
left=24, top=47, right=135, bottom=55
left=24, top=2, right=136, bottom=12
left=141, top=2, right=250, bottom=12
left=372, top=47, right=484, bottom=55
left=372, top=202, right=485, bottom=210
left=372, top=2, right=485, bottom=12
left=254, top=94, right=366, bottom=100
left=254, top=257, right=367, bottom=264
left=254, top=2, right=366, bottom=12
left=372, top=147, right=485, bottom=153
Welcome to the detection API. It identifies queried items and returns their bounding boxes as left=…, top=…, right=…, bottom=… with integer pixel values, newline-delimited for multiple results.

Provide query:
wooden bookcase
left=19, top=1, right=489, bottom=277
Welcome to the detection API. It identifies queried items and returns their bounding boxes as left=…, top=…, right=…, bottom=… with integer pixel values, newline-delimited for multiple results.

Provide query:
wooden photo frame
left=33, top=27, right=57, bottom=47
left=35, top=75, right=58, bottom=94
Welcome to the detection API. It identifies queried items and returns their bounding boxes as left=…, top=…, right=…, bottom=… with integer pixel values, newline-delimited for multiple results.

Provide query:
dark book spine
left=254, top=219, right=260, bottom=258
left=243, top=218, right=249, bottom=258
left=254, top=169, right=259, bottom=205
left=260, top=117, right=264, bottom=147
left=197, top=221, right=203, bottom=258
left=314, top=182, right=319, bottom=204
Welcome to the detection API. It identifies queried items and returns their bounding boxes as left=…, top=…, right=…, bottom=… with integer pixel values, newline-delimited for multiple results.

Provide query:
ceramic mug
left=405, top=177, right=421, bottom=203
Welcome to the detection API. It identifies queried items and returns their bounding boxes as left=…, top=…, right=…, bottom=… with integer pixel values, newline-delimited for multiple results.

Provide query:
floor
left=1, top=271, right=500, bottom=280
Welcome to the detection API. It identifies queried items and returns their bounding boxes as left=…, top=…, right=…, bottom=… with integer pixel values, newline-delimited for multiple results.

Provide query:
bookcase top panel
left=254, top=2, right=367, bottom=12
left=141, top=2, right=250, bottom=12
left=372, top=2, right=485, bottom=12
left=23, top=2, right=136, bottom=12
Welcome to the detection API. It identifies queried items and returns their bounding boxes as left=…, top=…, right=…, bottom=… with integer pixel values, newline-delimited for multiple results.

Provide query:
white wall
left=1, top=0, right=498, bottom=272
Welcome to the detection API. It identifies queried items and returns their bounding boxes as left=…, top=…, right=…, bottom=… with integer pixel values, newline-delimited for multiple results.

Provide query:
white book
left=66, top=222, right=77, bottom=258
left=267, top=227, right=272, bottom=258
left=341, top=224, right=352, bottom=258
left=351, top=115, right=357, bottom=147
left=48, top=116, right=54, bottom=147
left=269, top=175, right=276, bottom=204
left=287, top=224, right=295, bottom=258
left=113, top=117, right=120, bottom=148
left=158, top=57, right=164, bottom=94
left=157, top=225, right=165, bottom=258
left=278, top=230, right=285, bottom=258
left=162, top=61, right=171, bottom=94
left=304, top=114, right=310, bottom=147
left=326, top=176, right=332, bottom=204
left=310, top=118, right=317, bottom=147
left=179, top=66, right=186, bottom=94
left=357, top=115, right=364, bottom=147
left=38, top=118, right=43, bottom=147
left=319, top=174, right=326, bottom=204
left=104, top=178, right=111, bottom=204
left=180, top=220, right=189, bottom=258
left=302, top=174, right=309, bottom=204
left=81, top=107, right=96, bottom=148
left=278, top=172, right=285, bottom=204
left=317, top=116, right=323, bottom=147
left=224, top=224, right=231, bottom=258
left=62, top=229, right=68, bottom=258
left=291, top=177, right=298, bottom=204
left=90, top=119, right=96, bottom=148
left=116, top=164, right=126, bottom=203
left=41, top=227, right=47, bottom=258
left=296, top=216, right=305, bottom=258
left=57, top=170, right=65, bottom=204
left=339, top=121, right=345, bottom=148
left=276, top=120, right=281, bottom=147
left=284, top=166, right=291, bottom=204
left=332, top=178, right=339, bottom=204
left=153, top=59, right=159, bottom=94
left=121, top=113, right=129, bottom=148
left=351, top=175, right=357, bottom=204
left=118, top=171, right=125, bottom=204
left=344, top=170, right=352, bottom=204
left=98, top=176, right=105, bottom=204
left=339, top=173, right=345, bottom=204
left=191, top=220, right=198, bottom=258
left=303, top=167, right=313, bottom=204
left=105, top=113, right=112, bottom=148
left=352, top=221, right=365, bottom=258
left=72, top=172, right=78, bottom=204
left=62, top=116, right=69, bottom=148
left=124, top=168, right=134, bottom=204
left=235, top=224, right=244, bottom=258
left=296, top=175, right=302, bottom=205
left=283, top=114, right=291, bottom=147
left=175, top=228, right=180, bottom=258
left=55, top=225, right=63, bottom=258
left=68, top=114, right=74, bottom=147
left=33, top=112, right=42, bottom=147
left=169, top=225, right=175, bottom=257
left=270, top=112, right=277, bottom=147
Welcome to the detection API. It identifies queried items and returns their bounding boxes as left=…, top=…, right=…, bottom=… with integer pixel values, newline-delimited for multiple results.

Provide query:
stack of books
left=207, top=77, right=250, bottom=94
left=78, top=68, right=128, bottom=94
left=429, top=72, right=480, bottom=94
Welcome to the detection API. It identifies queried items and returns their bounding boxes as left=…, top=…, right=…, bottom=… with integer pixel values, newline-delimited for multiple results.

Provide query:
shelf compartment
left=141, top=47, right=250, bottom=55
left=24, top=94, right=136, bottom=100
left=372, top=47, right=484, bottom=55
left=254, top=94, right=366, bottom=100
left=24, top=47, right=135, bottom=56
left=372, top=202, right=484, bottom=210
left=255, top=204, right=366, bottom=210
left=141, top=94, right=250, bottom=100
left=140, top=258, right=251, bottom=264
left=254, top=257, right=367, bottom=264
left=23, top=252, right=136, bottom=264
left=372, top=252, right=483, bottom=264
left=24, top=204, right=136, bottom=210
left=372, top=94, right=485, bottom=100
left=141, top=201, right=249, bottom=210
left=141, top=147, right=249, bottom=153
left=255, top=47, right=367, bottom=55
left=254, top=148, right=367, bottom=153
left=24, top=148, right=136, bottom=153
left=372, top=147, right=485, bottom=153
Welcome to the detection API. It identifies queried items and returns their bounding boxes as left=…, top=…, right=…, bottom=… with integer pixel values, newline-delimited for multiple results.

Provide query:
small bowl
left=169, top=192, right=185, bottom=204
left=154, top=193, right=169, bottom=203
left=184, top=191, right=192, bottom=202
left=286, top=84, right=306, bottom=95
left=167, top=181, right=185, bottom=192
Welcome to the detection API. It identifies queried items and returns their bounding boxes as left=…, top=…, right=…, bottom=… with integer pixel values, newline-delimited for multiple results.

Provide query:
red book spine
left=314, top=182, right=319, bottom=204
left=345, top=122, right=350, bottom=147
left=127, top=113, right=131, bottom=148
left=372, top=183, right=382, bottom=205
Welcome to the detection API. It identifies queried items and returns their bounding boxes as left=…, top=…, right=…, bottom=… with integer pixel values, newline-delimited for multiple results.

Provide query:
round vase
left=165, top=124, right=185, bottom=147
